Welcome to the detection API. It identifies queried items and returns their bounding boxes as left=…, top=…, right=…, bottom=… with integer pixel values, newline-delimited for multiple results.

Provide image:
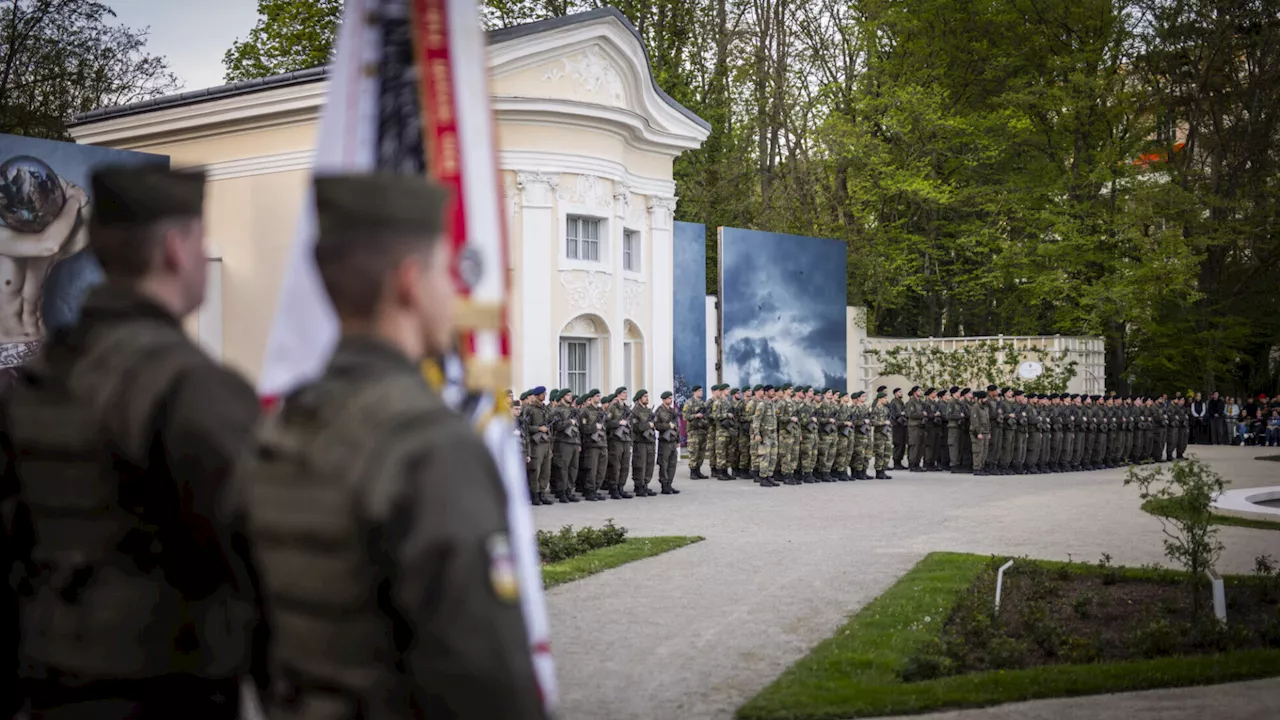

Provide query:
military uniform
left=0, top=168, right=267, bottom=719
left=681, top=389, right=709, bottom=478
left=969, top=392, right=992, bottom=473
left=238, top=338, right=545, bottom=719
left=946, top=389, right=964, bottom=472
left=799, top=390, right=819, bottom=482
left=605, top=395, right=634, bottom=498
left=852, top=397, right=872, bottom=479
left=581, top=394, right=609, bottom=498
left=630, top=391, right=658, bottom=496
left=871, top=393, right=893, bottom=478
left=816, top=395, right=839, bottom=480
left=655, top=394, right=682, bottom=494
left=986, top=387, right=1004, bottom=474
left=778, top=390, right=802, bottom=483
left=906, top=389, right=925, bottom=471
left=834, top=396, right=854, bottom=481
left=550, top=393, right=582, bottom=504
left=1012, top=393, right=1029, bottom=473
left=713, top=386, right=736, bottom=479
left=735, top=392, right=752, bottom=473
left=522, top=391, right=554, bottom=504
left=889, top=392, right=908, bottom=469
left=753, top=389, right=780, bottom=487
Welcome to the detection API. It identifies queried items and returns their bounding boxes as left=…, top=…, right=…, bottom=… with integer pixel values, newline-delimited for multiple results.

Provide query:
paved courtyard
left=535, top=446, right=1280, bottom=720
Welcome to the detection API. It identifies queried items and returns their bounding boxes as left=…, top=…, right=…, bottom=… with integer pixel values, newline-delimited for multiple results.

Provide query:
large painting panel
left=0, top=134, right=169, bottom=380
left=718, top=227, right=846, bottom=390
left=673, top=220, right=706, bottom=406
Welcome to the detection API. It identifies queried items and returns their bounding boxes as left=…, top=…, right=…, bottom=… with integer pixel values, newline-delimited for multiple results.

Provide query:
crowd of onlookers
left=1188, top=391, right=1280, bottom=446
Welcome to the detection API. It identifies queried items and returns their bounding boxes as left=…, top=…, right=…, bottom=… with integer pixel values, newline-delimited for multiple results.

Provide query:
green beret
left=691, top=384, right=702, bottom=392
left=852, top=391, right=864, bottom=398
left=781, top=383, right=792, bottom=390
left=92, top=165, right=205, bottom=227
left=876, top=391, right=887, bottom=399
left=519, top=390, right=531, bottom=400
left=753, top=384, right=763, bottom=391
left=634, top=389, right=648, bottom=400
left=661, top=391, right=673, bottom=399
left=730, top=387, right=740, bottom=394
left=549, top=389, right=561, bottom=401
left=315, top=173, right=447, bottom=241
left=615, top=386, right=628, bottom=395
left=587, top=388, right=600, bottom=399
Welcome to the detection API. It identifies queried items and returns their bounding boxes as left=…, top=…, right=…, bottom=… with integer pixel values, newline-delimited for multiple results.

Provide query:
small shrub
left=1133, top=618, right=1180, bottom=658
left=1256, top=554, right=1280, bottom=604
left=899, top=637, right=954, bottom=682
left=986, top=636, right=1029, bottom=670
left=1072, top=593, right=1094, bottom=619
left=1060, top=634, right=1100, bottom=664
left=1097, top=553, right=1118, bottom=586
left=536, top=520, right=628, bottom=563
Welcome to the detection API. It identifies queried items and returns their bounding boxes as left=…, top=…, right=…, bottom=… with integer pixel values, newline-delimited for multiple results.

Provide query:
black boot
left=690, top=468, right=705, bottom=479
left=558, top=492, right=570, bottom=504
left=567, top=491, right=581, bottom=503
left=876, top=469, right=888, bottom=479
left=760, top=477, right=778, bottom=487
left=894, top=462, right=907, bottom=471
left=802, top=473, right=816, bottom=484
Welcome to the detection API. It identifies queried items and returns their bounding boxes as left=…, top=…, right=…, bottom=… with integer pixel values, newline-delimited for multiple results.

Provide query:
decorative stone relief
left=562, top=316, right=599, bottom=336
left=516, top=171, right=559, bottom=207
left=502, top=178, right=519, bottom=224
left=560, top=270, right=612, bottom=311
left=647, top=195, right=677, bottom=230
left=624, top=279, right=643, bottom=316
left=543, top=45, right=625, bottom=106
left=613, top=182, right=631, bottom=220
left=628, top=193, right=647, bottom=227
left=556, top=174, right=612, bottom=211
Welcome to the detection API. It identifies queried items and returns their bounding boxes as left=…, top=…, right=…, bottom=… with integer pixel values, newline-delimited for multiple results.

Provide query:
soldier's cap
left=1013, top=390, right=1023, bottom=397
left=877, top=385, right=888, bottom=392
left=925, top=387, right=936, bottom=395
left=92, top=165, right=206, bottom=227
left=691, top=384, right=702, bottom=392
left=987, top=384, right=999, bottom=391
left=587, top=388, right=600, bottom=399
left=730, top=387, right=739, bottom=394
left=973, top=390, right=988, bottom=399
left=752, top=384, right=763, bottom=391
left=764, top=385, right=775, bottom=392
left=781, top=383, right=792, bottom=390
left=615, top=386, right=628, bottom=395
left=1094, top=394, right=1104, bottom=401
left=603, top=394, right=615, bottom=404
left=315, top=173, right=448, bottom=243
left=909, top=386, right=920, bottom=394
left=960, top=388, right=971, bottom=397
left=532, top=386, right=546, bottom=397
left=876, top=391, right=887, bottom=399
left=634, top=389, right=648, bottom=401
left=893, top=387, right=902, bottom=394
left=853, top=391, right=865, bottom=398
left=950, top=385, right=960, bottom=394
left=661, top=391, right=673, bottom=399
left=519, top=390, right=531, bottom=400
left=549, top=389, right=561, bottom=401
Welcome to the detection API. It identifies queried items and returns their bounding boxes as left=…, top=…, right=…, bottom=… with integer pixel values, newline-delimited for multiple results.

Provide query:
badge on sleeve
left=487, top=532, right=520, bottom=604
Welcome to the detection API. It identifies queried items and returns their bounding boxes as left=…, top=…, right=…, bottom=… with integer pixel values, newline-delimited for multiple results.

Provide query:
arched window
left=559, top=314, right=609, bottom=396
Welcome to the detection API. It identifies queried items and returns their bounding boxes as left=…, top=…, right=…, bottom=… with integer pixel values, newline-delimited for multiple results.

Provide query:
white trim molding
left=203, top=149, right=316, bottom=181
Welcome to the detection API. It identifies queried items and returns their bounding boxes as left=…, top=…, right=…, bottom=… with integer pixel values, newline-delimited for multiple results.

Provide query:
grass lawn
left=542, top=536, right=703, bottom=589
left=1142, top=497, right=1280, bottom=532
left=737, top=552, right=1280, bottom=720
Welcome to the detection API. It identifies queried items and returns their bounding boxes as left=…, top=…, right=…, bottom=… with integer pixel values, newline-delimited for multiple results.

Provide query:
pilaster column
left=648, top=196, right=677, bottom=394
left=516, top=171, right=558, bottom=391
left=610, top=182, right=630, bottom=390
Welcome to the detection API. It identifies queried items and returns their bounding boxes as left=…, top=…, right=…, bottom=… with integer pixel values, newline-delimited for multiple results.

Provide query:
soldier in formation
left=682, top=384, right=709, bottom=478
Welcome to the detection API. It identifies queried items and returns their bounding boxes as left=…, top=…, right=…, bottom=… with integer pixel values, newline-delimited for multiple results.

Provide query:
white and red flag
left=256, top=0, right=558, bottom=709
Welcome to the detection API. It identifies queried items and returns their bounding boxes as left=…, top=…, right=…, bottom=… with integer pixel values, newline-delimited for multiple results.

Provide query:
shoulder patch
left=487, top=532, right=520, bottom=604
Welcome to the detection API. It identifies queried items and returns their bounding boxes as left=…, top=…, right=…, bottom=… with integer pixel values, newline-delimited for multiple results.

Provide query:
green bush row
left=536, top=519, right=628, bottom=563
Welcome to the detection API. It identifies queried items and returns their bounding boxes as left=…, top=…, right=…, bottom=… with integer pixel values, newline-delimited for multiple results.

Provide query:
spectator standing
left=1208, top=391, right=1226, bottom=445
left=1226, top=396, right=1240, bottom=444
left=1190, top=392, right=1207, bottom=443
left=1268, top=410, right=1280, bottom=447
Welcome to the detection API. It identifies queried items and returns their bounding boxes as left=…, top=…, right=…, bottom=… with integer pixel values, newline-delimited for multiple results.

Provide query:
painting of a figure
left=0, top=134, right=169, bottom=389
left=718, top=227, right=847, bottom=390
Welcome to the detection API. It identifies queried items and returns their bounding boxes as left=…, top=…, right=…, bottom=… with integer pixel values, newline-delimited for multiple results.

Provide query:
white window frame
left=559, top=337, right=597, bottom=396
left=564, top=214, right=604, bottom=266
left=622, top=228, right=641, bottom=274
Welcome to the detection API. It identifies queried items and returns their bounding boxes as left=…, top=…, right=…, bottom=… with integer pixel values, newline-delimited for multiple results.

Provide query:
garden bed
left=1142, top=497, right=1280, bottom=532
left=737, top=553, right=1280, bottom=720
left=542, top=536, right=703, bottom=588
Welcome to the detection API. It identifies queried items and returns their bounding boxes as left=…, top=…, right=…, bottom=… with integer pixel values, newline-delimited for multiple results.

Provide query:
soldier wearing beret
left=945, top=386, right=965, bottom=474
left=905, top=386, right=925, bottom=472
left=969, top=391, right=992, bottom=474
left=550, top=389, right=583, bottom=504
left=605, top=387, right=634, bottom=499
left=834, top=391, right=854, bottom=481
left=629, top=390, right=658, bottom=496
left=797, top=387, right=819, bottom=483
left=230, top=174, right=545, bottom=718
left=869, top=391, right=893, bottom=479
left=523, top=386, right=555, bottom=504
left=682, top=385, right=709, bottom=479
left=654, top=391, right=682, bottom=494
left=888, top=387, right=908, bottom=470
left=711, top=384, right=736, bottom=480
left=1, top=166, right=268, bottom=718
left=753, top=385, right=780, bottom=487
left=580, top=390, right=609, bottom=498
left=957, top=388, right=974, bottom=472
left=733, top=387, right=752, bottom=477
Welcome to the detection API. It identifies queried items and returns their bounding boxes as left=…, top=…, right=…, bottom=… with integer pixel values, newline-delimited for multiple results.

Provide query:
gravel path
left=535, top=446, right=1280, bottom=720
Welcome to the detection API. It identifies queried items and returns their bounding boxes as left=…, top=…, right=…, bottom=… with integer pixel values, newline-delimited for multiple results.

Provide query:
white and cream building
left=69, top=7, right=709, bottom=396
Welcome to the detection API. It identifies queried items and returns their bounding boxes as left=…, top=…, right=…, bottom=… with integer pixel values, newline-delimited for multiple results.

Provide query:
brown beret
left=314, top=173, right=448, bottom=240
left=91, top=165, right=204, bottom=227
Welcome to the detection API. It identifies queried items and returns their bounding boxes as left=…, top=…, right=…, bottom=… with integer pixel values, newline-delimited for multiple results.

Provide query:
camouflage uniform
left=817, top=398, right=839, bottom=478
left=753, top=395, right=779, bottom=486
left=871, top=399, right=892, bottom=474
left=736, top=393, right=752, bottom=471
left=834, top=399, right=854, bottom=480
left=713, top=393, right=735, bottom=475
left=778, top=394, right=802, bottom=480
left=682, top=395, right=709, bottom=474
left=851, top=401, right=871, bottom=478
left=799, top=395, right=819, bottom=480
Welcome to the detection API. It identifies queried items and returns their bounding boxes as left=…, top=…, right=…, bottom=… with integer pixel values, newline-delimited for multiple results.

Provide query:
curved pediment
left=488, top=8, right=710, bottom=154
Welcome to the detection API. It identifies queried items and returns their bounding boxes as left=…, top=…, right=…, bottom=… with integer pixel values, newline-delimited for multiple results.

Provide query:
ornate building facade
left=70, top=8, right=709, bottom=394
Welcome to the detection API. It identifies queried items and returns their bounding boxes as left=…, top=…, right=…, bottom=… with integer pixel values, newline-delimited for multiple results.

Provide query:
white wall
left=705, top=295, right=718, bottom=386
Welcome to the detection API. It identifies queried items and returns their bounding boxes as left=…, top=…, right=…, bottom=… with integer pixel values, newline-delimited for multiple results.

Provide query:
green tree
left=0, top=0, right=178, bottom=140
left=222, top=0, right=343, bottom=82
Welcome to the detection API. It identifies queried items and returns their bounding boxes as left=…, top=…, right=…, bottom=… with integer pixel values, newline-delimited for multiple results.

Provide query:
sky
left=719, top=228, right=847, bottom=390
left=107, top=0, right=262, bottom=92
